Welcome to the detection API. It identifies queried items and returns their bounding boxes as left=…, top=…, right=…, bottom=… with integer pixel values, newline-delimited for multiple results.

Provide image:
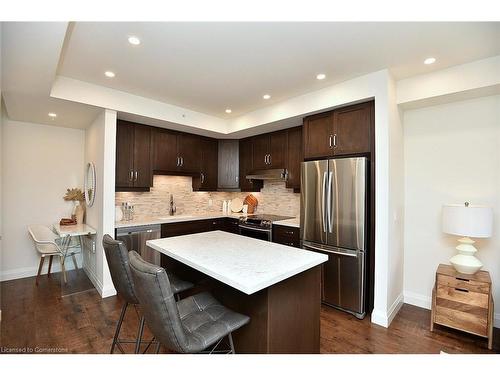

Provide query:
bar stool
left=128, top=250, right=250, bottom=354
left=102, top=235, right=194, bottom=354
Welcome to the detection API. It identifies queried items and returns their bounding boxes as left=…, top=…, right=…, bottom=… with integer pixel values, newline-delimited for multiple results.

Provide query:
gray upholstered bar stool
left=128, top=250, right=250, bottom=354
left=102, top=234, right=194, bottom=354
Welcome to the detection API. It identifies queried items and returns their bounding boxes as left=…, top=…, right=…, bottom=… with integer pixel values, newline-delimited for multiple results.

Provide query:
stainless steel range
left=238, top=214, right=294, bottom=241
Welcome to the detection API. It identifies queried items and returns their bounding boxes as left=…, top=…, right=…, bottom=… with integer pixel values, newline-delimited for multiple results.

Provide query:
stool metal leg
left=111, top=302, right=128, bottom=354
left=228, top=333, right=235, bottom=354
left=134, top=316, right=146, bottom=354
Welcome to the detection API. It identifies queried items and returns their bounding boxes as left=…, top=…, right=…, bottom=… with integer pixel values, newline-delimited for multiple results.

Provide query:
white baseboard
left=371, top=293, right=404, bottom=328
left=404, top=290, right=500, bottom=328
left=83, top=265, right=116, bottom=298
left=0, top=255, right=82, bottom=282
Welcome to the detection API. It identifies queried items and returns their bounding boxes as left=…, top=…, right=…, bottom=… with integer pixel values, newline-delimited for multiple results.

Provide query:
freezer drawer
left=303, top=242, right=365, bottom=318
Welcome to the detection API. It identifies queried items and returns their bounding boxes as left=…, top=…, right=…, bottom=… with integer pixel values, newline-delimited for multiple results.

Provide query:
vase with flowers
left=63, top=188, right=86, bottom=224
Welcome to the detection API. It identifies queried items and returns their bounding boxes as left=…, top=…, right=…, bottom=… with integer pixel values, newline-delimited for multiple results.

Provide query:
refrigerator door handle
left=303, top=243, right=359, bottom=258
left=322, top=171, right=327, bottom=233
left=327, top=171, right=333, bottom=233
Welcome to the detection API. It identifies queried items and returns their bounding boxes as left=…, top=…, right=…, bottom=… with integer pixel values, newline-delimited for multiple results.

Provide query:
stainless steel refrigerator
left=300, top=157, right=367, bottom=319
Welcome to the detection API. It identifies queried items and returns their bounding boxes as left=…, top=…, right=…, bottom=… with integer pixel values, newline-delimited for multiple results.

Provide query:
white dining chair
left=28, top=225, right=68, bottom=285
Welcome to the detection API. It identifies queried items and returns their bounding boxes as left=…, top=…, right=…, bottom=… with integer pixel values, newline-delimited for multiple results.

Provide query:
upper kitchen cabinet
left=116, top=120, right=152, bottom=190
left=333, top=101, right=372, bottom=156
left=194, top=138, right=218, bottom=191
left=252, top=130, right=287, bottom=170
left=177, top=133, right=202, bottom=173
left=218, top=140, right=240, bottom=190
left=152, top=128, right=178, bottom=172
left=285, top=126, right=303, bottom=191
left=239, top=137, right=263, bottom=192
left=303, top=101, right=373, bottom=159
left=152, top=129, right=201, bottom=174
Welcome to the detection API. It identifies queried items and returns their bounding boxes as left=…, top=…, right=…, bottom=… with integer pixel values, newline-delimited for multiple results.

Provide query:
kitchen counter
left=147, top=230, right=326, bottom=294
left=148, top=230, right=326, bottom=353
left=115, top=213, right=300, bottom=229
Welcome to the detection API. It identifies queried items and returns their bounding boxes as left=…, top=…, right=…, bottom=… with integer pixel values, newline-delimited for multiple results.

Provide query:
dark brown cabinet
left=239, top=137, right=263, bottom=192
left=218, top=140, right=240, bottom=190
left=252, top=130, right=287, bottom=169
left=152, top=128, right=179, bottom=172
left=116, top=120, right=152, bottom=189
left=285, top=126, right=303, bottom=191
left=303, top=101, right=373, bottom=159
left=272, top=225, right=300, bottom=248
left=195, top=138, right=218, bottom=191
left=152, top=129, right=201, bottom=174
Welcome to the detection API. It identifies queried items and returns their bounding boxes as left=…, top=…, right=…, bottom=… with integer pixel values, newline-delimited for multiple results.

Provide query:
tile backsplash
left=115, top=175, right=300, bottom=219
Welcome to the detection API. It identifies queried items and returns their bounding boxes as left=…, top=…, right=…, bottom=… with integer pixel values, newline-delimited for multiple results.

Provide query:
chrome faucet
left=169, top=194, right=176, bottom=216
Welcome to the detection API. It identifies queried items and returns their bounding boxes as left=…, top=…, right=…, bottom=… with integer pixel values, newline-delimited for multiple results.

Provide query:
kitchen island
left=147, top=231, right=327, bottom=353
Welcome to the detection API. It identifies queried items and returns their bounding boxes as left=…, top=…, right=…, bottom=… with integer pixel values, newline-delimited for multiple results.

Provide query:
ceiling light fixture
left=48, top=112, right=57, bottom=118
left=225, top=109, right=232, bottom=114
left=316, top=73, right=326, bottom=80
left=128, top=36, right=141, bottom=45
left=263, top=94, right=271, bottom=100
left=424, top=57, right=436, bottom=65
left=104, top=71, right=116, bottom=78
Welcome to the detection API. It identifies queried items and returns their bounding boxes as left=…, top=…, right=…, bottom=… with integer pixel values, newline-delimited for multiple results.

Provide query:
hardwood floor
left=1, top=272, right=498, bottom=354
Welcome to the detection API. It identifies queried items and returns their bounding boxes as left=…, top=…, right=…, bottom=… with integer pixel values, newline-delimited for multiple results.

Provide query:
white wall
left=84, top=109, right=117, bottom=298
left=403, top=94, right=500, bottom=327
left=1, top=119, right=85, bottom=280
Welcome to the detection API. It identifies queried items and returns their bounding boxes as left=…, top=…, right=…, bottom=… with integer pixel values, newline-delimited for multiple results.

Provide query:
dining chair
left=27, top=225, right=66, bottom=285
left=102, top=234, right=194, bottom=354
left=128, top=250, right=250, bottom=354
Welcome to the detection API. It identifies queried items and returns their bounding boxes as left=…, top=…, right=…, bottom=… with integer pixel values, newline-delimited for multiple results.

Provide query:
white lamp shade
left=442, top=204, right=493, bottom=238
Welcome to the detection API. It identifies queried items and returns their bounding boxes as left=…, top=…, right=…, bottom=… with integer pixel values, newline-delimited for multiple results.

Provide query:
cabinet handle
left=333, top=134, right=337, bottom=148
left=328, top=135, right=333, bottom=149
left=134, top=171, right=138, bottom=181
left=129, top=170, right=134, bottom=181
left=176, top=157, right=180, bottom=167
left=201, top=172, right=205, bottom=184
left=180, top=157, right=184, bottom=167
left=264, top=154, right=267, bottom=165
left=268, top=154, right=272, bottom=165
left=455, top=287, right=469, bottom=293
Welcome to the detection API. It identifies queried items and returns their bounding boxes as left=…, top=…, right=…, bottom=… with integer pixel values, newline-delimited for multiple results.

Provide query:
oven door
left=238, top=224, right=272, bottom=241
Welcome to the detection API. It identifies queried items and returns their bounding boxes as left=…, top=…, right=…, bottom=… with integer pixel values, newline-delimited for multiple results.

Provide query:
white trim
left=370, top=293, right=404, bottom=328
left=403, top=290, right=432, bottom=310
left=0, top=255, right=82, bottom=282
left=82, top=264, right=116, bottom=298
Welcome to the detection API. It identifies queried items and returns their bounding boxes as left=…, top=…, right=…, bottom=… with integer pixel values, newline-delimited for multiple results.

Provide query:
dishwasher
left=115, top=224, right=161, bottom=266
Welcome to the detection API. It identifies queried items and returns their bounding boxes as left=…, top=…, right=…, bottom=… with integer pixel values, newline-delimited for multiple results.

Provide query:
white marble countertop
left=147, top=231, right=327, bottom=295
left=116, top=213, right=300, bottom=229
left=53, top=223, right=97, bottom=237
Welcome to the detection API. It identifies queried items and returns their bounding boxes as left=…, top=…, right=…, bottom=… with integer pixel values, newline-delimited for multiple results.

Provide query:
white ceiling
left=59, top=22, right=500, bottom=118
left=1, top=22, right=101, bottom=129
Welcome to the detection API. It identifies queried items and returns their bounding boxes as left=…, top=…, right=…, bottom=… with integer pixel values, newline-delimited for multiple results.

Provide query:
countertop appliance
left=300, top=157, right=368, bottom=319
left=116, top=224, right=161, bottom=266
left=239, top=214, right=294, bottom=241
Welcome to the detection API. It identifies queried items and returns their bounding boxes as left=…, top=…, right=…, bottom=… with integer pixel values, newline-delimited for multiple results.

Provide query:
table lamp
left=442, top=202, right=493, bottom=274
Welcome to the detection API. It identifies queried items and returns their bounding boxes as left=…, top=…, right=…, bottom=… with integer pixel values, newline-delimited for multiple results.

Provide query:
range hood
left=246, top=169, right=288, bottom=181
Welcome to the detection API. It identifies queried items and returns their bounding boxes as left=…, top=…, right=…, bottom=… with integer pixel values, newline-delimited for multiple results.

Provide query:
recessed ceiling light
left=316, top=73, right=326, bottom=80
left=128, top=36, right=141, bottom=45
left=424, top=57, right=436, bottom=65
left=104, top=71, right=115, bottom=78
left=263, top=94, right=271, bottom=100
left=48, top=112, right=57, bottom=118
left=225, top=109, right=232, bottom=114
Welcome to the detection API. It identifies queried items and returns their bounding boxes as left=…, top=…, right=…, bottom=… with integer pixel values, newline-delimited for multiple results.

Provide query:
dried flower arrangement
left=63, top=188, right=85, bottom=202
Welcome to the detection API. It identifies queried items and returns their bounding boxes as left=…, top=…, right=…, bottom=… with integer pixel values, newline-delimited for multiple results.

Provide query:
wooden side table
left=431, top=264, right=494, bottom=350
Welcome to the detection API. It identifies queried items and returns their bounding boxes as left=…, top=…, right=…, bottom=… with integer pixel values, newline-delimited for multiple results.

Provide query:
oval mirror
left=84, top=162, right=96, bottom=207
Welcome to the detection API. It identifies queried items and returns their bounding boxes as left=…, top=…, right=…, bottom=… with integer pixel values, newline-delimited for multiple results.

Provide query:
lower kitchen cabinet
left=272, top=225, right=300, bottom=248
left=161, top=217, right=241, bottom=238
